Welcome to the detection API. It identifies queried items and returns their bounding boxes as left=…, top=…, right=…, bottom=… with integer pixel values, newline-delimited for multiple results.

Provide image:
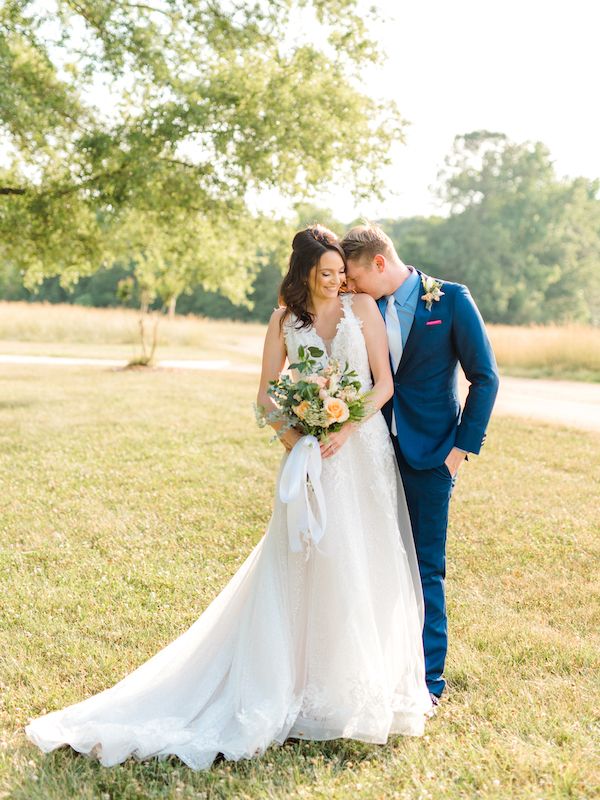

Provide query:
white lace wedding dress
left=25, top=293, right=432, bottom=770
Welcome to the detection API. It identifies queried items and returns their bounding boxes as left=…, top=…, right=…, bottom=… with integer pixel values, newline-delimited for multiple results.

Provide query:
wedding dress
left=25, top=293, right=432, bottom=770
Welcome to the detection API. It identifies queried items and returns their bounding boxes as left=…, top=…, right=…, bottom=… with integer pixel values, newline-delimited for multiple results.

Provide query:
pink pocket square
left=426, top=319, right=442, bottom=326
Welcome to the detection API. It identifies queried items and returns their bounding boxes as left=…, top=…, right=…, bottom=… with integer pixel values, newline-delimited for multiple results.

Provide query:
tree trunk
left=148, top=313, right=160, bottom=363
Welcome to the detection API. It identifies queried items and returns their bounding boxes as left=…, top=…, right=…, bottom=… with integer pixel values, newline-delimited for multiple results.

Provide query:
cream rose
left=340, top=386, right=358, bottom=402
left=326, top=376, right=339, bottom=394
left=323, top=396, right=350, bottom=425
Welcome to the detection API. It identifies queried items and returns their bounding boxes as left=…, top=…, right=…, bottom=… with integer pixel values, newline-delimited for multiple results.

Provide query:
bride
left=25, top=225, right=432, bottom=770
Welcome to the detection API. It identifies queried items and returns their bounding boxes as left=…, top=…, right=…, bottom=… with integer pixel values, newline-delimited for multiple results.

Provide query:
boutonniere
left=421, top=275, right=445, bottom=311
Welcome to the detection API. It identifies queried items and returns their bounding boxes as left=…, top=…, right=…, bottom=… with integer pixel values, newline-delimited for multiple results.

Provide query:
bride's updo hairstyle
left=279, top=224, right=346, bottom=330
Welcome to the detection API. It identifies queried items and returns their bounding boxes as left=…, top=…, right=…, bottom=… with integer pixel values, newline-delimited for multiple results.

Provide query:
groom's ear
left=373, top=254, right=386, bottom=273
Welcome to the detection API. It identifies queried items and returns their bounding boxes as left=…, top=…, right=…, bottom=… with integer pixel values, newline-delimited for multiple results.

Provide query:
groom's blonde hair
left=340, top=222, right=397, bottom=265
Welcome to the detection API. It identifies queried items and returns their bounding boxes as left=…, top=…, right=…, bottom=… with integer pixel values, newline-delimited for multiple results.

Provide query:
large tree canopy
left=428, top=131, right=600, bottom=324
left=0, top=0, right=403, bottom=300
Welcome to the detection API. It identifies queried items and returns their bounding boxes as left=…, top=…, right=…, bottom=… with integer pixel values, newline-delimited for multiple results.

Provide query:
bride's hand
left=320, top=423, right=355, bottom=459
left=280, top=428, right=303, bottom=452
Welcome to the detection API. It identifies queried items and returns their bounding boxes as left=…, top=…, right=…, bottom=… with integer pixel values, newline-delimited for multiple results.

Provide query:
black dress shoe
left=425, top=692, right=441, bottom=717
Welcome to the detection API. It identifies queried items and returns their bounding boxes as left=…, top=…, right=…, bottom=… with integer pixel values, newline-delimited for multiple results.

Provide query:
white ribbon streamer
left=278, top=435, right=327, bottom=556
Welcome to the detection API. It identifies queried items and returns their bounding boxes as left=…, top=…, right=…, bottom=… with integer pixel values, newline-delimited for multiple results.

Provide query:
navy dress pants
left=392, top=436, right=455, bottom=698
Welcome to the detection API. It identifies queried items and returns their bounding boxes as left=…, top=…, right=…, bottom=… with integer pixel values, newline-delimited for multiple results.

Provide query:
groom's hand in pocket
left=444, top=447, right=467, bottom=478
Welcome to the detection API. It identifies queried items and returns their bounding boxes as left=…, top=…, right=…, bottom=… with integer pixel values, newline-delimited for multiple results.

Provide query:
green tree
left=0, top=204, right=345, bottom=324
left=432, top=131, right=600, bottom=324
left=175, top=204, right=346, bottom=322
left=381, top=216, right=444, bottom=276
left=0, top=0, right=402, bottom=304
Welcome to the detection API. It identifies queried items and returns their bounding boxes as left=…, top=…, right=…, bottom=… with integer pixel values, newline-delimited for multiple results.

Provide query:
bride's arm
left=256, top=308, right=303, bottom=451
left=320, top=294, right=393, bottom=458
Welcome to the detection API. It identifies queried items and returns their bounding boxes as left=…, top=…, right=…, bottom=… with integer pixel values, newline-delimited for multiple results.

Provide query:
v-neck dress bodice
left=283, top=293, right=372, bottom=393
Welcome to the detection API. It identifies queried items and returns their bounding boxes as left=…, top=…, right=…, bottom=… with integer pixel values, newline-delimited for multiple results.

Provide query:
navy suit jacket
left=377, top=272, right=500, bottom=470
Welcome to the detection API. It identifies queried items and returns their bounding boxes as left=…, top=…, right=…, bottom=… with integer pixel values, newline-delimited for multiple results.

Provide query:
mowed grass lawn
left=0, top=365, right=598, bottom=800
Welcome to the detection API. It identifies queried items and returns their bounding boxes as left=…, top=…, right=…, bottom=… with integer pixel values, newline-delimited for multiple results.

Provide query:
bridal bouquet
left=256, top=345, right=369, bottom=441
left=256, top=345, right=368, bottom=556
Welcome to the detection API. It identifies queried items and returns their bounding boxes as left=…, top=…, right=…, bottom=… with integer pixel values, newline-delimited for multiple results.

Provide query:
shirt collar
left=392, top=266, right=420, bottom=307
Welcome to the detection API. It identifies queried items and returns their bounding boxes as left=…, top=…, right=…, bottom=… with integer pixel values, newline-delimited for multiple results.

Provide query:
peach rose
left=292, top=400, right=310, bottom=420
left=324, top=396, right=349, bottom=425
left=318, top=388, right=330, bottom=401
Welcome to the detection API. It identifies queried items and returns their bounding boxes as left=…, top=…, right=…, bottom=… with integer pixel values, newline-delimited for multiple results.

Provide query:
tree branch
left=116, top=1, right=174, bottom=18
left=0, top=187, right=26, bottom=195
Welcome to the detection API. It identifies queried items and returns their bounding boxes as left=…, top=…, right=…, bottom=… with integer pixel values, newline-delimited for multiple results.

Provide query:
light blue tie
left=385, top=294, right=403, bottom=436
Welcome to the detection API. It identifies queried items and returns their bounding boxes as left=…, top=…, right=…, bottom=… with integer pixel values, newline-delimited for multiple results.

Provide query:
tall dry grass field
left=1, top=301, right=599, bottom=380
left=0, top=301, right=265, bottom=363
left=488, top=324, right=600, bottom=381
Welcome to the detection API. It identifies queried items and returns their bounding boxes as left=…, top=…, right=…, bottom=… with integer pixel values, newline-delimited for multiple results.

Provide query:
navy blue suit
left=377, top=272, right=499, bottom=696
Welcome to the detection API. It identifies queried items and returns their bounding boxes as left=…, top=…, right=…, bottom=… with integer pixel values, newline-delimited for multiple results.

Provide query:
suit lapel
left=378, top=272, right=444, bottom=377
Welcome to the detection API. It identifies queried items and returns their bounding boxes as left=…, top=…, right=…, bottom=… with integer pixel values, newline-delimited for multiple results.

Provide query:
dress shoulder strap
left=339, top=292, right=363, bottom=328
left=340, top=292, right=355, bottom=315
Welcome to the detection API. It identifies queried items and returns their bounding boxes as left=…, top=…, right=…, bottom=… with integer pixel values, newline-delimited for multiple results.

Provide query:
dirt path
left=476, top=375, right=600, bottom=432
left=0, top=354, right=259, bottom=373
left=2, top=353, right=599, bottom=432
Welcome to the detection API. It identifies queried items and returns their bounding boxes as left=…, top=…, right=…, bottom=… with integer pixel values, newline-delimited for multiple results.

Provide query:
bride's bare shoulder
left=269, top=306, right=287, bottom=324
left=264, top=306, right=288, bottom=341
left=347, top=292, right=379, bottom=318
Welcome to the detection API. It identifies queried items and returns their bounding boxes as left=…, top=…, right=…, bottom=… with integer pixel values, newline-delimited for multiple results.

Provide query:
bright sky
left=323, top=0, right=600, bottom=222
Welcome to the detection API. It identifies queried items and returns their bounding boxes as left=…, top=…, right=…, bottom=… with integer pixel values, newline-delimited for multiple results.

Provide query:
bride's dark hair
left=279, top=225, right=346, bottom=330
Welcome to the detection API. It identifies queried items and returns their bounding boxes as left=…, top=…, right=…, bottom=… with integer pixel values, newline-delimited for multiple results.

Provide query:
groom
left=341, top=223, right=499, bottom=703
